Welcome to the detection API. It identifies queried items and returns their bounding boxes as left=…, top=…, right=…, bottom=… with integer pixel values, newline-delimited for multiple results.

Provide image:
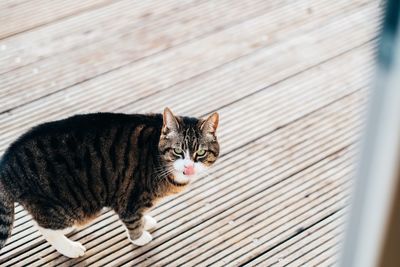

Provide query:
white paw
left=55, top=240, right=86, bottom=258
left=144, top=215, right=157, bottom=231
left=130, top=231, right=152, bottom=246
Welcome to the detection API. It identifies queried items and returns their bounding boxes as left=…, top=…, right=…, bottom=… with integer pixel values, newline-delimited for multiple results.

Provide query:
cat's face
left=159, top=108, right=220, bottom=184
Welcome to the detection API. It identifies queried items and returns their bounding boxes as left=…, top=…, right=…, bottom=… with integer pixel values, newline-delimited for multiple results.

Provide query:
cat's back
left=19, top=112, right=161, bottom=136
left=1, top=113, right=163, bottom=167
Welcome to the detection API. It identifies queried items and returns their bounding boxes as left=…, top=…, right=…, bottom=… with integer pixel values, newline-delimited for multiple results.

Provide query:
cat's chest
left=151, top=182, right=187, bottom=205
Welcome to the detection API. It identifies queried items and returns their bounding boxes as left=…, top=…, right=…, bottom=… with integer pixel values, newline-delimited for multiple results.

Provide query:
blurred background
left=0, top=0, right=387, bottom=266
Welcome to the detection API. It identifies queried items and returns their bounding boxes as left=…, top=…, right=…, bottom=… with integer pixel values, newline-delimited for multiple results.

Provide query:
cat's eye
left=173, top=147, right=183, bottom=155
left=196, top=149, right=207, bottom=157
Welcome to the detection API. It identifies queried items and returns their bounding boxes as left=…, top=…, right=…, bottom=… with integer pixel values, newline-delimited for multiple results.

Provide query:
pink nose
left=183, top=165, right=195, bottom=176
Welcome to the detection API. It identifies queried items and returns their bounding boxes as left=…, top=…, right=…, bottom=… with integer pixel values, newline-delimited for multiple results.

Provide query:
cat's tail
left=0, top=189, right=14, bottom=250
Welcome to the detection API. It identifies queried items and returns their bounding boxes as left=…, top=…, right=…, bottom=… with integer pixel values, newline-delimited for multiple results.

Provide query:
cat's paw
left=130, top=231, right=152, bottom=246
left=56, top=240, right=86, bottom=258
left=144, top=215, right=157, bottom=231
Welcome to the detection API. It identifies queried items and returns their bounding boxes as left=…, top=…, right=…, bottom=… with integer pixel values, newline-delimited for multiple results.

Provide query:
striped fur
left=0, top=188, right=14, bottom=249
left=0, top=108, right=219, bottom=251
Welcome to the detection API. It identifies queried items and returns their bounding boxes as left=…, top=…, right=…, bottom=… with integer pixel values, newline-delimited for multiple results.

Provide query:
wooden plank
left=183, top=187, right=350, bottom=267
left=0, top=0, right=200, bottom=79
left=0, top=0, right=298, bottom=110
left=0, top=0, right=30, bottom=9
left=0, top=0, right=377, bottom=115
left=306, top=244, right=340, bottom=266
left=244, top=210, right=345, bottom=266
left=0, top=0, right=31, bottom=16
left=287, top=236, right=341, bottom=266
left=270, top=219, right=344, bottom=266
left=315, top=255, right=338, bottom=267
left=0, top=4, right=378, bottom=155
left=0, top=0, right=266, bottom=75
left=0, top=0, right=115, bottom=40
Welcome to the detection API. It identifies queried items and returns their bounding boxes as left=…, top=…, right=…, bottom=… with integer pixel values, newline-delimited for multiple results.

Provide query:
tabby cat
left=0, top=108, right=219, bottom=258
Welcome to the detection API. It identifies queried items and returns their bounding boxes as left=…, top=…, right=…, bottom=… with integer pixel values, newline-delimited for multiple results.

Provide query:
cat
left=0, top=108, right=219, bottom=258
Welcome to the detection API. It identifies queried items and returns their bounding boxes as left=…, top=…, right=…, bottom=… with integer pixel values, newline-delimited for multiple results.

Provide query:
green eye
left=173, top=147, right=183, bottom=155
left=196, top=149, right=206, bottom=157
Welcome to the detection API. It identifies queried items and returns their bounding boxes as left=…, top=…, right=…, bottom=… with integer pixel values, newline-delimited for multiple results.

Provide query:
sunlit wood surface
left=0, top=0, right=381, bottom=266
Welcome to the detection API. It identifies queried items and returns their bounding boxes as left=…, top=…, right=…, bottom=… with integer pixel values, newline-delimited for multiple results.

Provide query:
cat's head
left=158, top=107, right=220, bottom=185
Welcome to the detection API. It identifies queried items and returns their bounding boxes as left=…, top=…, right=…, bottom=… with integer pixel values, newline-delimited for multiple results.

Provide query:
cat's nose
left=184, top=162, right=194, bottom=168
left=183, top=163, right=195, bottom=176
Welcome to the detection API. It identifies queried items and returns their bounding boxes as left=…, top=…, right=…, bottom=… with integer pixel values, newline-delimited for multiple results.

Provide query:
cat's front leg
left=121, top=214, right=152, bottom=246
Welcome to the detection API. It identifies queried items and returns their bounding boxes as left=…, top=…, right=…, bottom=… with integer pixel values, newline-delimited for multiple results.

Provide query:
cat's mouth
left=171, top=171, right=193, bottom=185
left=167, top=175, right=189, bottom=187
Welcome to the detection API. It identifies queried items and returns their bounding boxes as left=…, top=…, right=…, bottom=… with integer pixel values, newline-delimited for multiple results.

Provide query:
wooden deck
left=0, top=0, right=380, bottom=266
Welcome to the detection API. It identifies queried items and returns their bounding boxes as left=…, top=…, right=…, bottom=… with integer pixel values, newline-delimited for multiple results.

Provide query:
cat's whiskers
left=152, top=167, right=176, bottom=193
left=153, top=167, right=174, bottom=183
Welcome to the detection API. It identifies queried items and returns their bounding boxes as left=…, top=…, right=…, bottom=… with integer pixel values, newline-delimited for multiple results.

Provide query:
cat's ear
left=201, top=112, right=219, bottom=135
left=162, top=107, right=179, bottom=134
